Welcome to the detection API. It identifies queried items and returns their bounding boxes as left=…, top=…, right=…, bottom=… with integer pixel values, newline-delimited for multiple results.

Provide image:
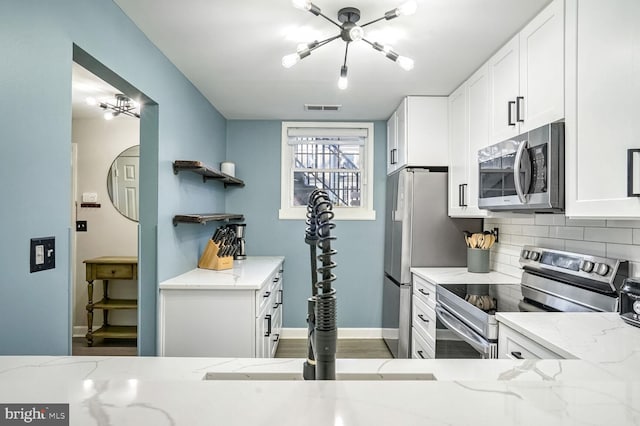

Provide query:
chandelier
left=283, top=0, right=417, bottom=90
left=86, top=94, right=140, bottom=120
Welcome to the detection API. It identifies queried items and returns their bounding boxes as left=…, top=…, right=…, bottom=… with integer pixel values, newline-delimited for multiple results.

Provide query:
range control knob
left=594, top=263, right=610, bottom=276
left=529, top=251, right=540, bottom=261
left=522, top=250, right=530, bottom=259
left=580, top=260, right=595, bottom=273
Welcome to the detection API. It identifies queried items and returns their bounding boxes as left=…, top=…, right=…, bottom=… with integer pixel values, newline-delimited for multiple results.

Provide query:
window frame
left=279, top=121, right=375, bottom=221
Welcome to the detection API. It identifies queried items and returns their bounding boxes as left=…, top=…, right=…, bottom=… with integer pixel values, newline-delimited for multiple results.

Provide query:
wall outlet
left=30, top=237, right=55, bottom=273
left=82, top=192, right=98, bottom=203
left=76, top=221, right=87, bottom=232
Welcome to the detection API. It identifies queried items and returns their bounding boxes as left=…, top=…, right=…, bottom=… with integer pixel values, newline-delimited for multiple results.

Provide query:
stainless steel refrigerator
left=382, top=168, right=482, bottom=358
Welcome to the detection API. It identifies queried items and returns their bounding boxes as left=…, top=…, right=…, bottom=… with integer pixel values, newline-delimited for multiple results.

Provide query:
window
left=280, top=122, right=375, bottom=220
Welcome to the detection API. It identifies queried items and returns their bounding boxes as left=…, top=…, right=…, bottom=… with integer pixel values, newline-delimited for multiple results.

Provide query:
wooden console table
left=84, top=256, right=138, bottom=346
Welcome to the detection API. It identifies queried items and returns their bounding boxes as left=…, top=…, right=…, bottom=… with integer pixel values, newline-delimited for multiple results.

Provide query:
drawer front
left=94, top=264, right=135, bottom=279
left=256, top=274, right=277, bottom=313
left=412, top=296, right=436, bottom=343
left=413, top=275, right=436, bottom=308
left=498, top=324, right=564, bottom=360
left=412, top=326, right=435, bottom=359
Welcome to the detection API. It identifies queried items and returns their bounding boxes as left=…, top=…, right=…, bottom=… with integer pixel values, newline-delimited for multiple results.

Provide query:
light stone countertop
left=0, top=356, right=638, bottom=425
left=411, top=267, right=521, bottom=285
left=158, top=256, right=284, bottom=290
left=496, top=312, right=640, bottom=381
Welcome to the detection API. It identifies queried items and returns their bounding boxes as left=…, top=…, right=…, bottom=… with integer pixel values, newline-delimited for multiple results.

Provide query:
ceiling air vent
left=304, top=104, right=342, bottom=112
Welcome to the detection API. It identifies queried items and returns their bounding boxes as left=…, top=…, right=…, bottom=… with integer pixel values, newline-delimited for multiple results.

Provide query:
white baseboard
left=281, top=328, right=382, bottom=339
left=73, top=326, right=87, bottom=338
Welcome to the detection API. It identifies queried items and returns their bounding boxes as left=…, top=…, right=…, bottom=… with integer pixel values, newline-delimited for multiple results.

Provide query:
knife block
left=198, top=240, right=233, bottom=270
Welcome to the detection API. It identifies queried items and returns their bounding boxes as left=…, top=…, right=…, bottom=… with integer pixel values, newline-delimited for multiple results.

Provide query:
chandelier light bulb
left=338, top=66, right=348, bottom=90
left=282, top=53, right=301, bottom=68
left=396, top=0, right=418, bottom=16
left=396, top=56, right=414, bottom=71
left=348, top=26, right=364, bottom=42
left=292, top=0, right=312, bottom=11
left=104, top=111, right=114, bottom=120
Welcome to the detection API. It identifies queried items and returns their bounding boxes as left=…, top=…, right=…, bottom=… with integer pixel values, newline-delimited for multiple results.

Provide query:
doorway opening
left=70, top=45, right=158, bottom=356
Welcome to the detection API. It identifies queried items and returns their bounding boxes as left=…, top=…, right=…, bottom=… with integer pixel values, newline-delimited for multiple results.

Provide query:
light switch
left=35, top=245, right=44, bottom=265
left=30, top=237, right=55, bottom=273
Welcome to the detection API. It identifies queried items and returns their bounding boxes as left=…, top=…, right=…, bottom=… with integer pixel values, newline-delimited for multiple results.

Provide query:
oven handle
left=513, top=141, right=531, bottom=204
left=435, top=304, right=492, bottom=357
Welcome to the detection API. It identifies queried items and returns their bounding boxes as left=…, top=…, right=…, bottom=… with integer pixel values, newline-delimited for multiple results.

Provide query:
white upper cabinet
left=489, top=0, right=565, bottom=143
left=448, top=65, right=490, bottom=218
left=565, top=0, right=640, bottom=218
left=448, top=83, right=468, bottom=216
left=387, top=110, right=398, bottom=175
left=386, top=96, right=449, bottom=175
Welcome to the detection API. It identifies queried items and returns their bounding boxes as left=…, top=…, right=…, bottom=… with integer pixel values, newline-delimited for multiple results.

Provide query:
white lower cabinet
left=498, top=323, right=564, bottom=359
left=159, top=258, right=284, bottom=358
left=411, top=275, right=437, bottom=359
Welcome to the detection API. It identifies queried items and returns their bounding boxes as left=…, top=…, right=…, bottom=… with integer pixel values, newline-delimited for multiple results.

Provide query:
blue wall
left=0, top=0, right=227, bottom=355
left=226, top=121, right=386, bottom=328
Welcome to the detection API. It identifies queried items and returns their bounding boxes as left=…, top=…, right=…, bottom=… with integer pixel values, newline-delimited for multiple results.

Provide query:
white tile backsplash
left=486, top=214, right=640, bottom=277
left=584, top=227, right=633, bottom=244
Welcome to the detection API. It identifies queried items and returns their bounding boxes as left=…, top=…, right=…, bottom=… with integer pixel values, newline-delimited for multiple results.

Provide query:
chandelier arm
left=317, top=11, right=342, bottom=28
left=360, top=16, right=386, bottom=28
left=342, top=42, right=350, bottom=67
left=307, top=34, right=341, bottom=54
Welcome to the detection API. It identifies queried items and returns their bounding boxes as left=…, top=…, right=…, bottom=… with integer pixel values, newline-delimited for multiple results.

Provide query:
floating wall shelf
left=173, top=160, right=244, bottom=187
left=172, top=213, right=245, bottom=226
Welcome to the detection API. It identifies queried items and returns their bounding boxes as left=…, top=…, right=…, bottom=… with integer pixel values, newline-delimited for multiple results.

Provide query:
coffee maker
left=228, top=223, right=247, bottom=260
left=620, top=277, right=640, bottom=328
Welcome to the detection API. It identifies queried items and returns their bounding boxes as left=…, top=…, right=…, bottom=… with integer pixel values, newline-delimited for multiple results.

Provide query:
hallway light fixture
left=283, top=0, right=416, bottom=90
left=86, top=94, right=140, bottom=120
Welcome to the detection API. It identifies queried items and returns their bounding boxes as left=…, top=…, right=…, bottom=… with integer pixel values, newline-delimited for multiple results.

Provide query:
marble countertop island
left=1, top=355, right=638, bottom=425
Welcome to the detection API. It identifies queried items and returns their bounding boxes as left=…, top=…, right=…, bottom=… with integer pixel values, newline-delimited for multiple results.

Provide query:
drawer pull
left=417, top=350, right=425, bottom=359
left=263, top=291, right=271, bottom=298
left=511, top=351, right=524, bottom=359
left=418, top=288, right=430, bottom=297
left=417, top=314, right=429, bottom=323
left=273, top=333, right=280, bottom=343
left=273, top=277, right=280, bottom=282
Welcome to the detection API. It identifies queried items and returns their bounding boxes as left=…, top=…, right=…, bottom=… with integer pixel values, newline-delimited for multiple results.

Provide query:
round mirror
left=107, top=145, right=140, bottom=222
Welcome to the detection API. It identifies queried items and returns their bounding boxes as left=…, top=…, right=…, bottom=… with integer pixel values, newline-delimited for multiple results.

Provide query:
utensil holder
left=467, top=248, right=490, bottom=273
left=198, top=240, right=233, bottom=270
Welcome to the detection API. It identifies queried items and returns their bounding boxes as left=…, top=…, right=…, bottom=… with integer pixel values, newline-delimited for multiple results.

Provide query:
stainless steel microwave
left=478, top=122, right=564, bottom=212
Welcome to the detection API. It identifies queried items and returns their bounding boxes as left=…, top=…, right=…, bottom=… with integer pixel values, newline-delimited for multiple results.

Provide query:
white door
left=466, top=64, right=490, bottom=216
left=519, top=0, right=565, bottom=132
left=111, top=156, right=139, bottom=220
left=565, top=0, right=640, bottom=217
left=447, top=83, right=468, bottom=216
left=489, top=35, right=520, bottom=143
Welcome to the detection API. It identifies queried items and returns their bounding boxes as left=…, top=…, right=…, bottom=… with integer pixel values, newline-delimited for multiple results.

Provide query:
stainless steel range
left=435, top=246, right=629, bottom=359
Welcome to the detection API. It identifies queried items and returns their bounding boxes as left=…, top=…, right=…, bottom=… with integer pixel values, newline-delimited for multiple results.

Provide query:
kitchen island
left=0, top=355, right=637, bottom=425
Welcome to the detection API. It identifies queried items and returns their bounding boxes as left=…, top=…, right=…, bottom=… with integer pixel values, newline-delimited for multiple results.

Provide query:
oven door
left=435, top=304, right=497, bottom=359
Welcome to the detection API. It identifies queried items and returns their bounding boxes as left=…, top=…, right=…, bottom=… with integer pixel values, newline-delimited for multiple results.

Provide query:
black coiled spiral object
left=304, top=189, right=337, bottom=380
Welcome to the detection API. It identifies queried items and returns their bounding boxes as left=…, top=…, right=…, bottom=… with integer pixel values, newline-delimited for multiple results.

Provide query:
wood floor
left=275, top=339, right=392, bottom=359
left=71, top=337, right=393, bottom=358
left=72, top=337, right=137, bottom=356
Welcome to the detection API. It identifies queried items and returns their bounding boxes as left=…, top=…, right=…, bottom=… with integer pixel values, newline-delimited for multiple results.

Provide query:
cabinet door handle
left=417, top=350, right=425, bottom=359
left=508, top=101, right=516, bottom=126
left=418, top=288, right=430, bottom=297
left=265, top=314, right=272, bottom=337
left=628, top=149, right=640, bottom=197
left=459, top=184, right=468, bottom=207
left=417, top=314, right=429, bottom=323
left=263, top=291, right=271, bottom=298
left=516, top=96, right=524, bottom=122
left=273, top=333, right=280, bottom=343
left=511, top=351, right=524, bottom=359
left=273, top=277, right=280, bottom=282
left=390, top=148, right=398, bottom=165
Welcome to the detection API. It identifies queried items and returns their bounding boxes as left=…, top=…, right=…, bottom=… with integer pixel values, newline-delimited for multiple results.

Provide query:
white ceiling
left=112, top=0, right=551, bottom=120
